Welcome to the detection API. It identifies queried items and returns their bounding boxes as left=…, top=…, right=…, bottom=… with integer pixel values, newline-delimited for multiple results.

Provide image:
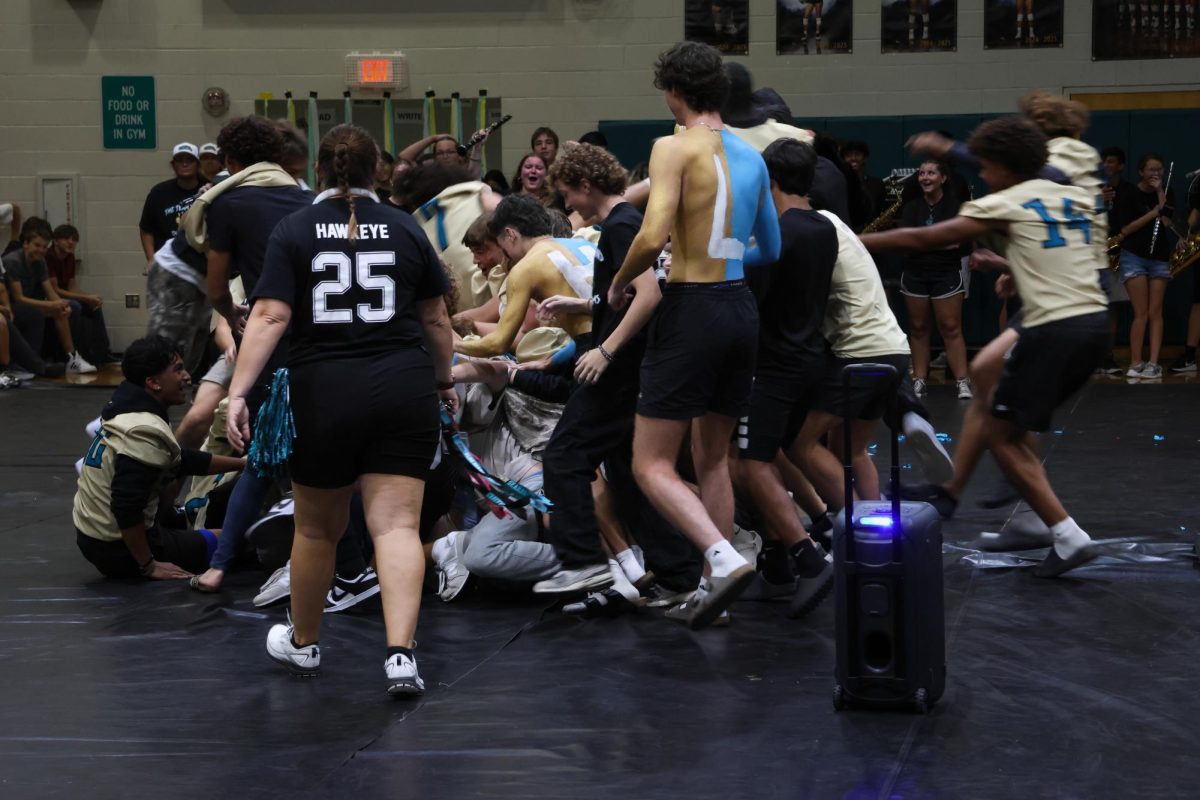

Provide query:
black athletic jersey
left=207, top=185, right=315, bottom=296
left=749, top=208, right=837, bottom=375
left=591, top=202, right=644, bottom=346
left=253, top=193, right=451, bottom=368
left=899, top=192, right=964, bottom=271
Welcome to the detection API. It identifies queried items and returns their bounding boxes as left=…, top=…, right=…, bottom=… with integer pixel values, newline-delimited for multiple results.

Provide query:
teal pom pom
left=248, top=368, right=295, bottom=478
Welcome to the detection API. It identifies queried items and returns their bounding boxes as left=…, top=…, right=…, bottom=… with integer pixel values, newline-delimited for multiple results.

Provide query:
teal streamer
left=248, top=368, right=295, bottom=478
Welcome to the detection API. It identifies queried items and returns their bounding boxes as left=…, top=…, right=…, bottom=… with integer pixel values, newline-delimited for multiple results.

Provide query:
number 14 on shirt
left=1021, top=198, right=1092, bottom=249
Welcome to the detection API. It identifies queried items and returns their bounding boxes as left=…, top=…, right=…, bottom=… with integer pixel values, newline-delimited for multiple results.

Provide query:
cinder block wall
left=1, top=0, right=1194, bottom=347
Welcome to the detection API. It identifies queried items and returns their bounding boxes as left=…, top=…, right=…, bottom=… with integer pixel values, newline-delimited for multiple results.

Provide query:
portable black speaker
left=832, top=363, right=946, bottom=714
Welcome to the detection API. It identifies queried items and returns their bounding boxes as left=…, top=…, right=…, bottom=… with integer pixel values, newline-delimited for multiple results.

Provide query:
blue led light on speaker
left=858, top=515, right=895, bottom=529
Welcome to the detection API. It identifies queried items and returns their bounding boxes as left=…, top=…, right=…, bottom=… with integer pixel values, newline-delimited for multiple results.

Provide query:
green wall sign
left=102, top=76, right=156, bottom=150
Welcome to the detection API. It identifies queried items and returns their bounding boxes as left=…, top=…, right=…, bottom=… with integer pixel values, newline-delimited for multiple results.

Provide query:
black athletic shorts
left=738, top=363, right=824, bottom=462
left=288, top=349, right=441, bottom=488
left=812, top=354, right=911, bottom=421
left=992, top=311, right=1107, bottom=432
left=900, top=266, right=966, bottom=300
left=638, top=280, right=758, bottom=420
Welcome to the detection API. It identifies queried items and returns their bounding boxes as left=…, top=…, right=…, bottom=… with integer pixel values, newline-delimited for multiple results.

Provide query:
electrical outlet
left=125, top=294, right=140, bottom=309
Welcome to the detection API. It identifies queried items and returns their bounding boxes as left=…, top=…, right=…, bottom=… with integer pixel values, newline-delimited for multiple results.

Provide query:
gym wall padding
left=600, top=110, right=1200, bottom=347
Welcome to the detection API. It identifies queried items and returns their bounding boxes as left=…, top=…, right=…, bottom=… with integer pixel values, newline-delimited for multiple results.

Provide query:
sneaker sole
left=688, top=565, right=756, bottom=631
left=267, top=649, right=320, bottom=677
left=787, top=566, right=834, bottom=619
left=906, top=429, right=954, bottom=485
left=253, top=591, right=291, bottom=608
left=531, top=572, right=613, bottom=595
left=386, top=679, right=425, bottom=697
left=324, top=583, right=382, bottom=613
left=973, top=529, right=1054, bottom=553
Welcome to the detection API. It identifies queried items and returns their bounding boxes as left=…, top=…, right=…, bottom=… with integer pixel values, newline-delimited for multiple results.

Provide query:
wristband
left=597, top=344, right=614, bottom=363
left=139, top=556, right=156, bottom=576
left=437, top=380, right=454, bottom=390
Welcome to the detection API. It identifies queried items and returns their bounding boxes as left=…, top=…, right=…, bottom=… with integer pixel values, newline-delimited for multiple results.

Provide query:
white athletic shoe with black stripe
left=266, top=621, right=320, bottom=676
left=385, top=652, right=425, bottom=697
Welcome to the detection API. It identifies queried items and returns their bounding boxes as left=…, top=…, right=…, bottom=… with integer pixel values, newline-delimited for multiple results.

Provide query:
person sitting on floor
left=44, top=224, right=118, bottom=366
left=73, top=335, right=245, bottom=580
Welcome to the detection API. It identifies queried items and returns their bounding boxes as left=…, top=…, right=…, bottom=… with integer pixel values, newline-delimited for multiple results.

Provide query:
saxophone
left=861, top=169, right=915, bottom=234
left=1107, top=233, right=1124, bottom=272
left=1170, top=233, right=1200, bottom=277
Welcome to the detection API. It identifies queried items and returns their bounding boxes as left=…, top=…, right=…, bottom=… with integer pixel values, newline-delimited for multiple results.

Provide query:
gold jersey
left=184, top=398, right=241, bottom=530
left=73, top=412, right=182, bottom=542
left=959, top=179, right=1108, bottom=328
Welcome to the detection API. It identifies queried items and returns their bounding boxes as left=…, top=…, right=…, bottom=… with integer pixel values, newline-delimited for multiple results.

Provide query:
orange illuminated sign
left=359, top=59, right=392, bottom=85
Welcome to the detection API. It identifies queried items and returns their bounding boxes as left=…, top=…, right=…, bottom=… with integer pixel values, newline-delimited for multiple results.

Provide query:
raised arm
left=860, top=215, right=996, bottom=254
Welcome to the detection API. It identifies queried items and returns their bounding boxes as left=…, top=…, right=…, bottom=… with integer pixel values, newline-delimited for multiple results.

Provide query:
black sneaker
left=1032, top=544, right=1100, bottom=578
left=788, top=539, right=834, bottom=619
left=325, top=567, right=381, bottom=613
left=897, top=483, right=958, bottom=519
left=562, top=588, right=638, bottom=619
left=42, top=362, right=66, bottom=378
left=1096, top=356, right=1123, bottom=375
left=806, top=512, right=834, bottom=551
left=1169, top=356, right=1197, bottom=374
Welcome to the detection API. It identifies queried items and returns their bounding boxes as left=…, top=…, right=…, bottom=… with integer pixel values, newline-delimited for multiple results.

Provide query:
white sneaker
left=254, top=562, right=291, bottom=608
left=1139, top=362, right=1163, bottom=379
left=384, top=651, right=425, bottom=696
left=912, top=377, right=927, bottom=397
left=66, top=352, right=97, bottom=374
left=1126, top=362, right=1145, bottom=378
left=266, top=621, right=320, bottom=676
left=434, top=531, right=471, bottom=603
left=956, top=378, right=974, bottom=400
left=0, top=372, right=22, bottom=389
left=7, top=368, right=34, bottom=381
left=85, top=416, right=102, bottom=439
left=731, top=525, right=763, bottom=565
left=901, top=411, right=954, bottom=485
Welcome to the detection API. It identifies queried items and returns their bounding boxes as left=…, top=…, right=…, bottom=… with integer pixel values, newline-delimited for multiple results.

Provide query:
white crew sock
left=815, top=15, right=822, bottom=33
left=1049, top=517, right=1091, bottom=559
left=704, top=541, right=748, bottom=579
left=922, top=13, right=930, bottom=36
left=614, top=548, right=645, bottom=584
left=1016, top=13, right=1025, bottom=36
left=802, top=17, right=809, bottom=36
left=908, top=13, right=916, bottom=41
left=608, top=559, right=640, bottom=602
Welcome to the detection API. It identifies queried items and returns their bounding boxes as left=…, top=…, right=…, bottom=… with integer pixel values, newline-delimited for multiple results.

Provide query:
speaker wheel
left=832, top=684, right=846, bottom=711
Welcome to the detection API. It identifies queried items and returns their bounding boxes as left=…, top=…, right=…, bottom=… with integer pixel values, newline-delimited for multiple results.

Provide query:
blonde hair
left=1019, top=90, right=1089, bottom=140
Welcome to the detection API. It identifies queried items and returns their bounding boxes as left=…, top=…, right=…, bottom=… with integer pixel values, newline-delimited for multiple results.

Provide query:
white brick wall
left=1, top=0, right=1196, bottom=346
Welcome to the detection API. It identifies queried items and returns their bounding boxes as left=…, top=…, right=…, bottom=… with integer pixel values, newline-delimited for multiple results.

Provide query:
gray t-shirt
left=1, top=250, right=49, bottom=299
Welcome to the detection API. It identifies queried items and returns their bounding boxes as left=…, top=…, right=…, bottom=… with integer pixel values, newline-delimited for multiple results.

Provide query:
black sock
left=291, top=634, right=316, bottom=649
left=1186, top=346, right=1196, bottom=361
left=387, top=645, right=414, bottom=660
left=760, top=542, right=794, bottom=584
left=806, top=511, right=832, bottom=535
left=789, top=538, right=828, bottom=577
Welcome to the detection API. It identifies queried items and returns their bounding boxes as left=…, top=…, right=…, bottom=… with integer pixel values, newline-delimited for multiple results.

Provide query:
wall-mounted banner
left=984, top=0, right=1064, bottom=49
left=1092, top=0, right=1200, bottom=61
left=685, top=0, right=750, bottom=55
left=778, top=0, right=854, bottom=55
left=881, top=0, right=957, bottom=53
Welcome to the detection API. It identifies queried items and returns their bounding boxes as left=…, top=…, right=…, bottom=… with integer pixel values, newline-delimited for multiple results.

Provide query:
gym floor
left=1, top=380, right=1196, bottom=799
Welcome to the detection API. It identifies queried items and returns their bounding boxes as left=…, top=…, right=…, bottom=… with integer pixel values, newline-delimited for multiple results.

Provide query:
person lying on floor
left=73, top=335, right=245, bottom=580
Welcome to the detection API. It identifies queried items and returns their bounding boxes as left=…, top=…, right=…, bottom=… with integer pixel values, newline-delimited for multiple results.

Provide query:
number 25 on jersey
left=312, top=251, right=396, bottom=324
left=1021, top=198, right=1092, bottom=249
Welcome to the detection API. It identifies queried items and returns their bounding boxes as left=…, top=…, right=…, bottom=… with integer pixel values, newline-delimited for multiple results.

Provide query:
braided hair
left=317, top=124, right=379, bottom=245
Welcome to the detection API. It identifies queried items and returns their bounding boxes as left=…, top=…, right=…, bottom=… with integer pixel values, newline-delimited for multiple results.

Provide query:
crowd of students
left=66, top=42, right=1197, bottom=696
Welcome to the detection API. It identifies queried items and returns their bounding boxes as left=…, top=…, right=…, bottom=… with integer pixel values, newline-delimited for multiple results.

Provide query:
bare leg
left=289, top=483, right=354, bottom=646
left=593, top=474, right=630, bottom=557
left=904, top=293, right=933, bottom=379
left=985, top=417, right=1068, bottom=526
left=740, top=458, right=812, bottom=548
left=789, top=410, right=849, bottom=510
left=774, top=450, right=827, bottom=519
left=361, top=473, right=426, bottom=648
left=932, top=293, right=968, bottom=380
left=946, top=327, right=1018, bottom=497
left=1125, top=275, right=1148, bottom=366
left=632, top=415, right=727, bottom=553
left=849, top=419, right=882, bottom=500
left=52, top=313, right=76, bottom=354
left=1147, top=277, right=1167, bottom=365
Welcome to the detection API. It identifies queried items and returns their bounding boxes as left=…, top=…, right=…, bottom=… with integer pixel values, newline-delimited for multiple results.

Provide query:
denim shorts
left=1119, top=250, right=1170, bottom=281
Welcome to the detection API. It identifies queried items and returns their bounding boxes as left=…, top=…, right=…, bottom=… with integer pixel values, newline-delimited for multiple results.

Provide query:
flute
left=1150, top=160, right=1174, bottom=255
left=457, top=114, right=513, bottom=156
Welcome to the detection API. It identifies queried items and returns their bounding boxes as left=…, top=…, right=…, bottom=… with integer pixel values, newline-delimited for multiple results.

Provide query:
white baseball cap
left=199, top=143, right=220, bottom=156
left=172, top=142, right=199, bottom=160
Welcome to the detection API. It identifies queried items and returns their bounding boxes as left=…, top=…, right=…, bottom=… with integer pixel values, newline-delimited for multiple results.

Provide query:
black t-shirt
left=899, top=192, right=963, bottom=271
left=207, top=185, right=315, bottom=297
left=811, top=157, right=851, bottom=228
left=253, top=196, right=451, bottom=368
left=591, top=202, right=645, bottom=354
left=1104, top=180, right=1136, bottom=231
left=749, top=208, right=837, bottom=375
left=139, top=179, right=199, bottom=252
left=1112, top=184, right=1176, bottom=260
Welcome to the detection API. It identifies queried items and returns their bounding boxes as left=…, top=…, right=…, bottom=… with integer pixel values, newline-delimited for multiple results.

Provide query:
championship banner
left=423, top=90, right=437, bottom=138
left=881, top=0, right=957, bottom=53
left=777, top=0, right=854, bottom=55
left=1093, top=0, right=1200, bottom=60
left=285, top=91, right=296, bottom=126
left=477, top=89, right=488, bottom=172
left=685, top=0, right=749, bottom=55
left=984, top=0, right=1063, bottom=49
left=450, top=92, right=464, bottom=146
left=382, top=92, right=395, bottom=156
